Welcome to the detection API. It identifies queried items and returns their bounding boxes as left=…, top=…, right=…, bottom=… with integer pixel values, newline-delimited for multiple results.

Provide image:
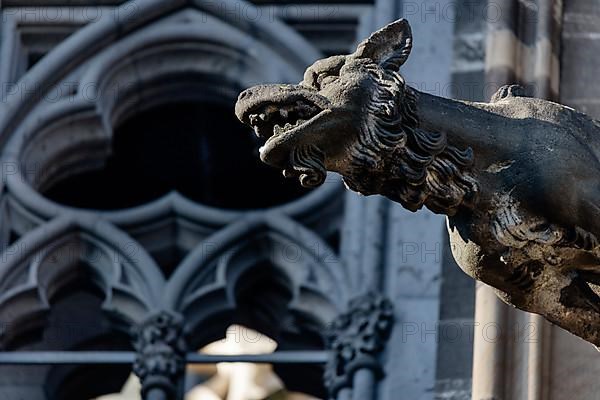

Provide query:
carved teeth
left=268, top=118, right=309, bottom=138
left=248, top=112, right=270, bottom=127
left=248, top=100, right=321, bottom=141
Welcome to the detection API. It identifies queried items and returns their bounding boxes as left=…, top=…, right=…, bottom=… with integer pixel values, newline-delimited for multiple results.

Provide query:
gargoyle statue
left=235, top=19, right=600, bottom=346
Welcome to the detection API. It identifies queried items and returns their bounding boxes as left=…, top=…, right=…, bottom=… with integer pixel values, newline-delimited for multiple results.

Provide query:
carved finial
left=324, top=293, right=394, bottom=397
left=132, top=311, right=187, bottom=399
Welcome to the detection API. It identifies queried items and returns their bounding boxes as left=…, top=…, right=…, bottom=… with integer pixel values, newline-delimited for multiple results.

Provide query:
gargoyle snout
left=235, top=83, right=330, bottom=126
left=235, top=84, right=281, bottom=123
left=237, top=87, right=251, bottom=101
left=235, top=86, right=258, bottom=117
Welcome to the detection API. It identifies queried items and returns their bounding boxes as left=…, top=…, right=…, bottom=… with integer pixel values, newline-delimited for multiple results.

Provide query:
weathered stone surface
left=133, top=312, right=187, bottom=399
left=324, top=293, right=394, bottom=397
left=236, top=19, right=600, bottom=347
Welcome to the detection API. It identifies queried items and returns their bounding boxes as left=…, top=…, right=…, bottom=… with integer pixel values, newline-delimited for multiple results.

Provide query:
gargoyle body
left=235, top=19, right=600, bottom=346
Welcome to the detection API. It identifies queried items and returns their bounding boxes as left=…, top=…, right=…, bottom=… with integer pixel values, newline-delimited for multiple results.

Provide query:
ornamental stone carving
left=132, top=311, right=187, bottom=399
left=236, top=19, right=600, bottom=347
left=324, top=293, right=394, bottom=397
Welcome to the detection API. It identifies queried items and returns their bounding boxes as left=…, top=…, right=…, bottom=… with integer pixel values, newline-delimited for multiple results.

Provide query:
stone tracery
left=0, top=1, right=348, bottom=398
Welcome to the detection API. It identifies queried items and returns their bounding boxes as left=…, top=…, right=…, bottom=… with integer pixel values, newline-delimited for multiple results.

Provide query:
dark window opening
left=44, top=101, right=311, bottom=210
left=0, top=279, right=132, bottom=400
left=27, top=51, right=46, bottom=69
left=234, top=261, right=295, bottom=337
left=50, top=347, right=131, bottom=400
left=232, top=263, right=327, bottom=399
left=7, top=230, right=20, bottom=247
left=325, top=229, right=341, bottom=253
left=21, top=26, right=82, bottom=72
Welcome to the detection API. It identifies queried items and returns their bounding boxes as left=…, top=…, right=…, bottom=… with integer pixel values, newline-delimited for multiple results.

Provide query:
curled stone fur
left=343, top=66, right=477, bottom=215
left=236, top=18, right=600, bottom=347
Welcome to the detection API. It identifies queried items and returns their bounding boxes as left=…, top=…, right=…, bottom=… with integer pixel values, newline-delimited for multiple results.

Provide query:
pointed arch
left=0, top=0, right=343, bottom=256
left=0, top=216, right=164, bottom=347
left=0, top=0, right=320, bottom=145
left=164, top=213, right=349, bottom=346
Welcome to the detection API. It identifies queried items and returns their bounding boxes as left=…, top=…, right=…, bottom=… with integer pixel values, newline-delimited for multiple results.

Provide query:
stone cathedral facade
left=2, top=0, right=598, bottom=400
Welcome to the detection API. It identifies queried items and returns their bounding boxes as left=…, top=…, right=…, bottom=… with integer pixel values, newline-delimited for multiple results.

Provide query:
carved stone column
left=133, top=311, right=187, bottom=400
left=324, top=293, right=394, bottom=400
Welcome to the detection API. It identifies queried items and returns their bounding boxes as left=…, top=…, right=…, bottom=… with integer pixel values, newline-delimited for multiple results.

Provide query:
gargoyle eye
left=310, top=71, right=321, bottom=89
left=315, top=72, right=337, bottom=90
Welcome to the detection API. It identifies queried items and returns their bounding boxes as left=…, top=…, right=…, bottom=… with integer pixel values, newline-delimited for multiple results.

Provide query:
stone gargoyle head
left=235, top=19, right=476, bottom=214
left=237, top=18, right=600, bottom=349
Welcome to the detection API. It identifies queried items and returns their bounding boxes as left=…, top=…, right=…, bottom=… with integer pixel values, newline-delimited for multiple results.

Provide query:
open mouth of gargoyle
left=246, top=100, right=324, bottom=142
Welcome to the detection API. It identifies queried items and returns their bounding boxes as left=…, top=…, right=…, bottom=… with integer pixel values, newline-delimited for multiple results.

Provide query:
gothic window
left=43, top=101, right=311, bottom=211
left=0, top=2, right=358, bottom=399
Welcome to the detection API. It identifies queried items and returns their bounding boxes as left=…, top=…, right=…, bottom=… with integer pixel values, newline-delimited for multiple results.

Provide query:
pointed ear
left=353, top=19, right=412, bottom=70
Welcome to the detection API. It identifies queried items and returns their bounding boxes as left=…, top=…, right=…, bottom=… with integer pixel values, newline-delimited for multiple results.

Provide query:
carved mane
left=341, top=67, right=478, bottom=215
left=237, top=17, right=600, bottom=349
